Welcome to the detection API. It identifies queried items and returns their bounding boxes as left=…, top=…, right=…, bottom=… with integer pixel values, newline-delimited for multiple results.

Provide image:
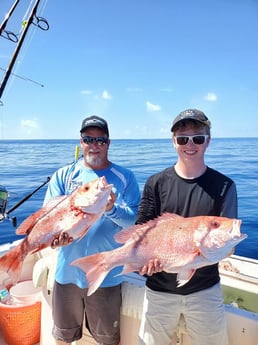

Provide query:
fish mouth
left=99, top=176, right=112, bottom=190
left=229, top=219, right=247, bottom=244
left=98, top=176, right=113, bottom=195
left=230, top=219, right=242, bottom=237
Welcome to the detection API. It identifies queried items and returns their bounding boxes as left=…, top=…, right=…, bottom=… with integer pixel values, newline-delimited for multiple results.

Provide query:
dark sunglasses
left=175, top=135, right=209, bottom=145
left=81, top=136, right=108, bottom=146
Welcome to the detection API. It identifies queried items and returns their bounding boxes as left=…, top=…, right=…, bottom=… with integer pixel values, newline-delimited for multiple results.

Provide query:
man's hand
left=105, top=191, right=116, bottom=212
left=139, top=259, right=163, bottom=276
left=51, top=232, right=73, bottom=249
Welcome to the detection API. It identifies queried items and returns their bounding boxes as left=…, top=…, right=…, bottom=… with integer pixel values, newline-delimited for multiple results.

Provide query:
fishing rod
left=0, top=146, right=81, bottom=227
left=0, top=177, right=50, bottom=227
left=0, top=0, right=49, bottom=100
left=0, top=0, right=20, bottom=42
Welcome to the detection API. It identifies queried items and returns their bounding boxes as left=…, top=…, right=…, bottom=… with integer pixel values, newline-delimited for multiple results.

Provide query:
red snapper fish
left=71, top=213, right=247, bottom=296
left=0, top=176, right=113, bottom=283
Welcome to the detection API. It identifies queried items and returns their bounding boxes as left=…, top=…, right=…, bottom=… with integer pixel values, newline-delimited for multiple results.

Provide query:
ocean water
left=0, top=138, right=257, bottom=259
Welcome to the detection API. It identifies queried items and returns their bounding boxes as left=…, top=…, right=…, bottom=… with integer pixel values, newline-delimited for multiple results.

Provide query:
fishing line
left=20, top=0, right=34, bottom=35
left=0, top=0, right=49, bottom=100
left=0, top=67, right=44, bottom=87
left=10, top=2, right=49, bottom=83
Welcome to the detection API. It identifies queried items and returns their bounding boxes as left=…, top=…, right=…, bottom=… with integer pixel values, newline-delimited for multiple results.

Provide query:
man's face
left=172, top=124, right=210, bottom=162
left=80, top=127, right=110, bottom=169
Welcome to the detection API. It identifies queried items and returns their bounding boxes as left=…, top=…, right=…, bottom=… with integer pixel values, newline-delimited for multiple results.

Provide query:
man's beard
left=85, top=154, right=104, bottom=168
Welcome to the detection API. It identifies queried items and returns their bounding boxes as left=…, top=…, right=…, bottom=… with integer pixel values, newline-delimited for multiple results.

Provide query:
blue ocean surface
left=0, top=138, right=257, bottom=259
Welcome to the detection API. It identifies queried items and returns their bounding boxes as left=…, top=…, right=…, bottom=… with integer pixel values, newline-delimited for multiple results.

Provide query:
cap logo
left=180, top=109, right=207, bottom=121
left=84, top=118, right=106, bottom=126
left=181, top=110, right=195, bottom=117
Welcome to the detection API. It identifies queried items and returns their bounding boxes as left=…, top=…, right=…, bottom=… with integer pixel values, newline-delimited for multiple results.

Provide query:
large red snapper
left=0, top=176, right=113, bottom=283
left=71, top=213, right=246, bottom=296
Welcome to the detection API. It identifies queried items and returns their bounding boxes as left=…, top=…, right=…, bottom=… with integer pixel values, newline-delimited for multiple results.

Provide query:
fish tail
left=71, top=252, right=110, bottom=296
left=0, top=245, right=24, bottom=284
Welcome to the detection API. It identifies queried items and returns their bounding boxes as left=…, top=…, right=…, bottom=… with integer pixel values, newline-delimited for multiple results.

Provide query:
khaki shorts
left=52, top=281, right=121, bottom=344
left=139, top=283, right=228, bottom=345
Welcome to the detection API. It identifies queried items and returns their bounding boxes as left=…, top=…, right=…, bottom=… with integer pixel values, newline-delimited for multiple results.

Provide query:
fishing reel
left=0, top=178, right=50, bottom=228
left=0, top=186, right=8, bottom=218
left=0, top=185, right=17, bottom=227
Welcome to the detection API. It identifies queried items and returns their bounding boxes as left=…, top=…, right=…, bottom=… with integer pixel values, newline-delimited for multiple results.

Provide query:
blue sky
left=0, top=0, right=257, bottom=139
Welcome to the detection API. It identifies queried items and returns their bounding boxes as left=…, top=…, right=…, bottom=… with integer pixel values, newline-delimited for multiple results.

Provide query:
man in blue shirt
left=44, top=115, right=141, bottom=345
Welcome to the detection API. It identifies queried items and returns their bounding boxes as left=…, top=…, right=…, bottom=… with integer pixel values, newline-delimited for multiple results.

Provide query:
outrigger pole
left=0, top=0, right=49, bottom=100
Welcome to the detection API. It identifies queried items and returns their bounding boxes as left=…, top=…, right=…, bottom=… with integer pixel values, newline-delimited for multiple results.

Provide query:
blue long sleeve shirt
left=44, top=158, right=141, bottom=288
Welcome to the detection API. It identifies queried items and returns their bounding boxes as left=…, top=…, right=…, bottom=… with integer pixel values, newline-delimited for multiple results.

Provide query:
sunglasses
left=81, top=136, right=108, bottom=146
left=175, top=135, right=209, bottom=145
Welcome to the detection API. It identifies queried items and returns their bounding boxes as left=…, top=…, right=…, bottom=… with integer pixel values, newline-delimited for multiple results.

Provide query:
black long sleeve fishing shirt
left=136, top=165, right=237, bottom=295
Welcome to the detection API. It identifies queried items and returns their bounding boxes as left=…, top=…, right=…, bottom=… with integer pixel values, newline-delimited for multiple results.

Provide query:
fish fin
left=114, top=213, right=183, bottom=244
left=15, top=211, right=42, bottom=235
left=16, top=196, right=66, bottom=235
left=176, top=269, right=195, bottom=287
left=163, top=212, right=184, bottom=219
left=71, top=252, right=110, bottom=296
left=120, top=263, right=140, bottom=275
left=114, top=224, right=144, bottom=243
left=199, top=247, right=232, bottom=263
left=0, top=245, right=24, bottom=283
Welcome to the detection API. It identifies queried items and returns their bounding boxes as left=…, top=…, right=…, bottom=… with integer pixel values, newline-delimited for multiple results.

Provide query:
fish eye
left=210, top=220, right=220, bottom=228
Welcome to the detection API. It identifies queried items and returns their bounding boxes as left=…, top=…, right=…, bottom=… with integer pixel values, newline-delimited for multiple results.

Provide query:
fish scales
left=71, top=213, right=247, bottom=296
left=0, top=176, right=113, bottom=284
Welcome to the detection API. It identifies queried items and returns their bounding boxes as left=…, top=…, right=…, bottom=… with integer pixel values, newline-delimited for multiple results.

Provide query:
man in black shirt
left=137, top=109, right=237, bottom=345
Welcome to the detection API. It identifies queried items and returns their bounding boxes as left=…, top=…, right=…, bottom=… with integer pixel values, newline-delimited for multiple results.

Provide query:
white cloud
left=146, top=101, right=161, bottom=112
left=81, top=89, right=92, bottom=95
left=80, top=89, right=112, bottom=100
left=21, top=119, right=39, bottom=129
left=101, top=90, right=112, bottom=100
left=204, top=92, right=217, bottom=102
